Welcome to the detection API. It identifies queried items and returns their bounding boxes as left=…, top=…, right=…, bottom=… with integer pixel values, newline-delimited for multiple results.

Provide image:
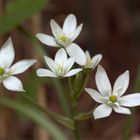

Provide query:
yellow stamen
left=59, top=36, right=68, bottom=42
left=109, top=95, right=117, bottom=103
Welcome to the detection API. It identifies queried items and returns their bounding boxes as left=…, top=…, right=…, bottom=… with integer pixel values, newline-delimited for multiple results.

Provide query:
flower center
left=0, top=67, right=5, bottom=76
left=85, top=59, right=93, bottom=68
left=57, top=62, right=65, bottom=76
left=109, top=95, right=117, bottom=103
left=59, top=36, right=68, bottom=43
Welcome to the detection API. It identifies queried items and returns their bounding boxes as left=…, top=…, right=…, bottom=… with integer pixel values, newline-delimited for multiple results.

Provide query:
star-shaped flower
left=36, top=48, right=82, bottom=78
left=83, top=51, right=102, bottom=69
left=0, top=38, right=36, bottom=92
left=85, top=65, right=140, bottom=119
left=36, top=14, right=86, bottom=65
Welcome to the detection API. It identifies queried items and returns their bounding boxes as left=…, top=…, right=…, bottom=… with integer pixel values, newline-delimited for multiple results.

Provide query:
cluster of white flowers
left=1, top=14, right=140, bottom=120
left=36, top=14, right=102, bottom=78
left=35, top=14, right=140, bottom=119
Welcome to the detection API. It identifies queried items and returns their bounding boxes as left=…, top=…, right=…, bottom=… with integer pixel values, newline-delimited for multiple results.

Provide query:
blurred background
left=0, top=0, right=140, bottom=139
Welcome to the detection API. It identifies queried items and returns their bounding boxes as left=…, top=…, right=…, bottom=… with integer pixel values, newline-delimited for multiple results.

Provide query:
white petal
left=64, top=57, right=75, bottom=73
left=113, top=70, right=129, bottom=97
left=91, top=54, right=102, bottom=69
left=63, top=14, right=77, bottom=34
left=95, top=65, right=112, bottom=96
left=65, top=68, right=82, bottom=77
left=3, top=76, right=24, bottom=92
left=36, top=33, right=58, bottom=47
left=0, top=37, right=15, bottom=68
left=93, top=104, right=112, bottom=119
left=118, top=93, right=140, bottom=107
left=113, top=106, right=131, bottom=114
left=66, top=43, right=86, bottom=65
left=70, top=24, right=83, bottom=41
left=85, top=88, right=105, bottom=103
left=50, top=20, right=63, bottom=39
left=36, top=68, right=57, bottom=78
left=55, top=48, right=67, bottom=63
left=85, top=51, right=91, bottom=60
left=44, top=56, right=57, bottom=73
left=10, top=59, right=36, bottom=75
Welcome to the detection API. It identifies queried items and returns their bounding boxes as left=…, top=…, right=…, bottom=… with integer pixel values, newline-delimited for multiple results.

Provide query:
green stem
left=68, top=70, right=91, bottom=139
left=59, top=78, right=81, bottom=139
left=77, top=72, right=90, bottom=98
left=73, top=122, right=81, bottom=140
left=71, top=96, right=81, bottom=140
left=52, top=78, right=72, bottom=117
left=75, top=103, right=98, bottom=121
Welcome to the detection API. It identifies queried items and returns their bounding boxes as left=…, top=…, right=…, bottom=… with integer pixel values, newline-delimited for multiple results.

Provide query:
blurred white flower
left=0, top=38, right=36, bottom=92
left=83, top=51, right=102, bottom=69
left=36, top=48, right=82, bottom=78
left=85, top=65, right=140, bottom=119
left=36, top=14, right=86, bottom=65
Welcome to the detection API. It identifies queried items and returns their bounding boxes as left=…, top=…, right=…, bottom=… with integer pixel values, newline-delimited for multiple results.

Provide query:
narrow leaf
left=0, top=96, right=67, bottom=140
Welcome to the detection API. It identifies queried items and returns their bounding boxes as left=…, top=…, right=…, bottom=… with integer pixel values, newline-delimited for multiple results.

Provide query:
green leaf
left=19, top=93, right=74, bottom=130
left=0, top=96, right=67, bottom=140
left=0, top=0, right=46, bottom=34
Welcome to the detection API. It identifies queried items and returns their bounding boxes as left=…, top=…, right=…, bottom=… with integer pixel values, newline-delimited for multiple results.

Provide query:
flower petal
left=70, top=24, right=83, bottom=41
left=85, top=88, right=106, bottom=103
left=93, top=104, right=112, bottom=119
left=118, top=93, right=140, bottom=107
left=50, top=19, right=63, bottom=39
left=55, top=48, right=67, bottom=63
left=0, top=37, right=15, bottom=68
left=10, top=59, right=36, bottom=75
left=64, top=57, right=75, bottom=73
left=3, top=76, right=24, bottom=92
left=85, top=51, right=91, bottom=60
left=65, top=68, right=82, bottom=77
left=36, top=68, right=57, bottom=78
left=113, top=70, right=129, bottom=97
left=36, top=33, right=58, bottom=47
left=66, top=43, right=86, bottom=65
left=91, top=54, right=102, bottom=69
left=113, top=106, right=131, bottom=114
left=63, top=14, right=77, bottom=34
left=95, top=65, right=112, bottom=96
left=44, top=56, right=57, bottom=73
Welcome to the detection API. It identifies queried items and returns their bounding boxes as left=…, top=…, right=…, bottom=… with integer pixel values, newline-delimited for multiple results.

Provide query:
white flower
left=36, top=14, right=82, bottom=47
left=36, top=48, right=82, bottom=78
left=36, top=14, right=86, bottom=65
left=0, top=38, right=37, bottom=92
left=83, top=51, right=102, bottom=69
left=85, top=65, right=140, bottom=119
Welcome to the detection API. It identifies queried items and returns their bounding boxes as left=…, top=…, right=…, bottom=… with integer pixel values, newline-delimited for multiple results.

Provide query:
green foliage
left=0, top=0, right=46, bottom=34
left=0, top=95, right=67, bottom=140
